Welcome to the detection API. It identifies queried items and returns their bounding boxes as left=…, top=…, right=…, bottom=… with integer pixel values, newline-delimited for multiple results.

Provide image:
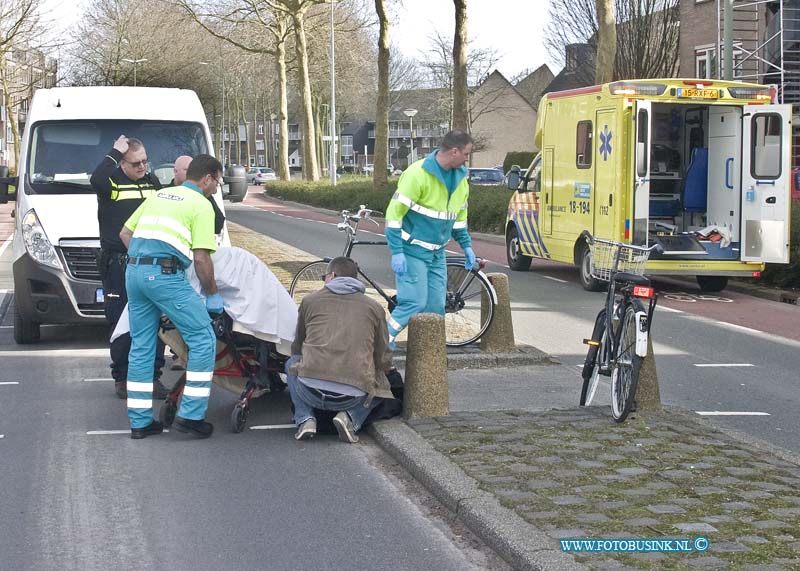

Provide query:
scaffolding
left=719, top=0, right=800, bottom=164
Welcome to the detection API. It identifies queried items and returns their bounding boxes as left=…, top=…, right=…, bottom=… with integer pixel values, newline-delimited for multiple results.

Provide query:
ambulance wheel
left=579, top=245, right=605, bottom=292
left=159, top=400, right=177, bottom=427
left=506, top=226, right=532, bottom=271
left=231, top=404, right=247, bottom=433
left=696, top=276, right=728, bottom=292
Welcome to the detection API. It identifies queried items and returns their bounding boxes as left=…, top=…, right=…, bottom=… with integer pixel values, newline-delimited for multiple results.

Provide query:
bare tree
left=0, top=0, right=45, bottom=167
left=451, top=0, right=469, bottom=131
left=596, top=0, right=616, bottom=83
left=372, top=0, right=389, bottom=190
left=545, top=0, right=678, bottom=83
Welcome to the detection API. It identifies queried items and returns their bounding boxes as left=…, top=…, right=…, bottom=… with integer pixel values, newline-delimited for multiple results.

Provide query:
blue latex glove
left=205, top=293, right=224, bottom=315
left=464, top=247, right=477, bottom=270
left=391, top=253, right=407, bottom=275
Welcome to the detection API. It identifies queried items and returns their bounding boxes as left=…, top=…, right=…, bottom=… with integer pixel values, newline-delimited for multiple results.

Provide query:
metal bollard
left=636, top=336, right=661, bottom=412
left=403, top=313, right=449, bottom=419
left=480, top=272, right=515, bottom=353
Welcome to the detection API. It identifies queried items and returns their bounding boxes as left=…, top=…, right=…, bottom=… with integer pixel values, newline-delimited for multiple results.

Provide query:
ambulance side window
left=576, top=121, right=593, bottom=169
left=751, top=114, right=782, bottom=179
left=527, top=158, right=541, bottom=193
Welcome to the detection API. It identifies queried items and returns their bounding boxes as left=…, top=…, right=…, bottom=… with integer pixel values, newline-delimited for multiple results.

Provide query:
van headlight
left=21, top=209, right=63, bottom=270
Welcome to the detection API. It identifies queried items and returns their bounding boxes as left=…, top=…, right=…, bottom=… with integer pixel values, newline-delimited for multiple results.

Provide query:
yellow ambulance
left=504, top=79, right=791, bottom=292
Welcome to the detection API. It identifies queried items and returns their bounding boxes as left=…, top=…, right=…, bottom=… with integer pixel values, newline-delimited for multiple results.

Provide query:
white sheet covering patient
left=113, top=247, right=298, bottom=356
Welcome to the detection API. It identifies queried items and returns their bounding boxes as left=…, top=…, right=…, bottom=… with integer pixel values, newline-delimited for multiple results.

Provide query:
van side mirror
left=506, top=165, right=521, bottom=191
left=223, top=165, right=248, bottom=203
left=0, top=166, right=17, bottom=204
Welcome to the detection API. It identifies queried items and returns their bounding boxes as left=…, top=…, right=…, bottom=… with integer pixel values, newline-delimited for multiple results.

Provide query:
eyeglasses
left=124, top=159, right=148, bottom=168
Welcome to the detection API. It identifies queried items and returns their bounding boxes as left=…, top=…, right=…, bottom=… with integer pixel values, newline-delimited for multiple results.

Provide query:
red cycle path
left=243, top=191, right=800, bottom=343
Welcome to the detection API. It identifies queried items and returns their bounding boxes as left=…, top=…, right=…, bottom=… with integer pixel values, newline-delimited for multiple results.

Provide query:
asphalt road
left=227, top=195, right=800, bottom=454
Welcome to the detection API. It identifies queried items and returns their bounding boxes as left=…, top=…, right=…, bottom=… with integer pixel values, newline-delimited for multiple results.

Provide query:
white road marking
left=0, top=348, right=108, bottom=357
left=657, top=305, right=684, bottom=314
left=84, top=378, right=114, bottom=382
left=694, top=363, right=754, bottom=368
left=680, top=314, right=800, bottom=349
left=542, top=275, right=568, bottom=283
left=0, top=237, right=12, bottom=258
left=0, top=434, right=4, bottom=439
left=0, top=381, right=19, bottom=385
left=248, top=424, right=295, bottom=430
left=695, top=411, right=770, bottom=416
left=86, top=429, right=171, bottom=435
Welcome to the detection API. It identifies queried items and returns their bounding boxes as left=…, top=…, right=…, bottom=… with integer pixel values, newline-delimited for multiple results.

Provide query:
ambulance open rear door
left=632, top=101, right=652, bottom=246
left=740, top=105, right=791, bottom=264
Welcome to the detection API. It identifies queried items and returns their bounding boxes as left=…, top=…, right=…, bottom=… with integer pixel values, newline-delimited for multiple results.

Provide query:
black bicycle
left=579, top=231, right=661, bottom=422
left=289, top=206, right=497, bottom=347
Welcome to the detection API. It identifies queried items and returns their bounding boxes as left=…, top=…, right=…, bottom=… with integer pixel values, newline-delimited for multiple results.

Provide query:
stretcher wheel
left=231, top=403, right=247, bottom=433
left=159, top=400, right=177, bottom=427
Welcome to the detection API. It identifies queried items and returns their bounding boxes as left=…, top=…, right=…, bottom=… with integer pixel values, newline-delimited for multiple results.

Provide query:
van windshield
left=26, top=120, right=208, bottom=194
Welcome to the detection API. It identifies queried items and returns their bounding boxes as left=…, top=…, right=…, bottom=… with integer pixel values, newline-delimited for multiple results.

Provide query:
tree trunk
left=292, top=11, right=319, bottom=181
left=373, top=0, right=390, bottom=190
left=0, top=57, right=21, bottom=169
left=275, top=36, right=291, bottom=181
left=314, top=98, right=325, bottom=176
left=452, top=0, right=470, bottom=132
left=596, top=0, right=616, bottom=84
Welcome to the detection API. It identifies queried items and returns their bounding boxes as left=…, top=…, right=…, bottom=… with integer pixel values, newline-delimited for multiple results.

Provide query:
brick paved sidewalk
left=406, top=408, right=800, bottom=570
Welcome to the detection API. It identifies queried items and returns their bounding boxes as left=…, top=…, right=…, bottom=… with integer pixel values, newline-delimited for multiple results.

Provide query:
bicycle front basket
left=589, top=241, right=651, bottom=281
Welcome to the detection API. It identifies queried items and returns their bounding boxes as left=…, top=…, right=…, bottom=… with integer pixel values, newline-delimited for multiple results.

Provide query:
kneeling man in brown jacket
left=286, top=256, right=395, bottom=443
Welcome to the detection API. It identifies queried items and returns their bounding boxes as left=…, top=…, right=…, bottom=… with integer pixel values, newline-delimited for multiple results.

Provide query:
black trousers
left=99, top=250, right=165, bottom=382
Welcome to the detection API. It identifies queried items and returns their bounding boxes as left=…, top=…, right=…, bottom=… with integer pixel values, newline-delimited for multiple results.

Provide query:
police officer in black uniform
left=90, top=135, right=167, bottom=399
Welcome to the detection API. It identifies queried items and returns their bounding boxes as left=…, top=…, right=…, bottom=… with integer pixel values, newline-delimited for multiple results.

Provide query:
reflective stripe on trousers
left=125, top=264, right=216, bottom=428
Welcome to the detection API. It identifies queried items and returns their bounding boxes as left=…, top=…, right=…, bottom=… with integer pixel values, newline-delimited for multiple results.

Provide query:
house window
left=249, top=157, right=256, bottom=167
left=695, top=44, right=743, bottom=79
left=422, top=137, right=431, bottom=148
left=576, top=121, right=593, bottom=169
left=256, top=140, right=265, bottom=151
left=258, top=154, right=266, bottom=167
left=341, top=135, right=353, bottom=157
left=258, top=124, right=264, bottom=135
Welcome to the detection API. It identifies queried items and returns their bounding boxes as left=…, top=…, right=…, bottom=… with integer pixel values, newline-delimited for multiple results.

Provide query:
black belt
left=127, top=256, right=182, bottom=271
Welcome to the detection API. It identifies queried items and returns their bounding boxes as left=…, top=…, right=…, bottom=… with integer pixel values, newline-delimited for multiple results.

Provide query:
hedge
left=503, top=151, right=537, bottom=174
left=262, top=178, right=511, bottom=235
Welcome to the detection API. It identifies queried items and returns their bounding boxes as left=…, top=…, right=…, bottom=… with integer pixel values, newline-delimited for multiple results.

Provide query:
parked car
left=247, top=167, right=277, bottom=185
left=363, top=163, right=394, bottom=176
left=468, top=168, right=505, bottom=186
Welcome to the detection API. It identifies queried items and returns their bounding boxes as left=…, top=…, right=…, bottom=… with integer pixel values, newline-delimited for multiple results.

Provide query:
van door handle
left=766, top=196, right=776, bottom=204
left=725, top=158, right=734, bottom=190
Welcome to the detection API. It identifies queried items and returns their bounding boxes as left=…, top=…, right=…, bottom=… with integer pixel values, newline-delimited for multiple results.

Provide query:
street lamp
left=329, top=0, right=337, bottom=186
left=403, top=108, right=418, bottom=166
left=121, top=58, right=147, bottom=87
left=269, top=113, right=277, bottom=170
left=200, top=61, right=225, bottom=167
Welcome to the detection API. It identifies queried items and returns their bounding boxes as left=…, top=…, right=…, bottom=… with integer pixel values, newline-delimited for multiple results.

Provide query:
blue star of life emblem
left=599, top=125, right=612, bottom=161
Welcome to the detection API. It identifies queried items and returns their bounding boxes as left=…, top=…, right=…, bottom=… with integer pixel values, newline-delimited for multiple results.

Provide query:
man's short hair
left=440, top=130, right=473, bottom=151
left=127, top=138, right=144, bottom=152
left=186, top=154, right=223, bottom=181
left=328, top=256, right=358, bottom=279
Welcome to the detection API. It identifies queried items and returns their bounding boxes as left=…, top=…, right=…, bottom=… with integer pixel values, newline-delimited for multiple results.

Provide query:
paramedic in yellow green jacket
left=384, top=130, right=476, bottom=348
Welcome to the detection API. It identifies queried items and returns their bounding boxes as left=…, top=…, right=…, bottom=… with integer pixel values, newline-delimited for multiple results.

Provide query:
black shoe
left=153, top=378, right=170, bottom=400
left=173, top=416, right=214, bottom=439
left=115, top=381, right=127, bottom=400
left=130, top=420, right=164, bottom=440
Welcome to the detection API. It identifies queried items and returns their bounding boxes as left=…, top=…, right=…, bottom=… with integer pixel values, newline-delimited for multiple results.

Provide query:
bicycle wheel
left=610, top=301, right=644, bottom=422
left=289, top=260, right=329, bottom=306
left=580, top=309, right=607, bottom=406
left=444, top=262, right=495, bottom=347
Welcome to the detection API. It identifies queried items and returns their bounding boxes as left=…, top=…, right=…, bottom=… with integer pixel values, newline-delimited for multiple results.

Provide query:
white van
left=0, top=86, right=234, bottom=343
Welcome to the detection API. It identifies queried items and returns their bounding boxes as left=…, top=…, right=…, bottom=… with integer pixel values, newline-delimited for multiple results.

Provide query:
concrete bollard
left=636, top=335, right=661, bottom=412
left=403, top=313, right=449, bottom=419
left=480, top=272, right=515, bottom=353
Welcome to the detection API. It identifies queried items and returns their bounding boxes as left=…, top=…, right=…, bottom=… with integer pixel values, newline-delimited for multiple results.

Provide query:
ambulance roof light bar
left=609, top=82, right=667, bottom=96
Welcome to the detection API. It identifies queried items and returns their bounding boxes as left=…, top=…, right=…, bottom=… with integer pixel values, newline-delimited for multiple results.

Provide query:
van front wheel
left=13, top=302, right=40, bottom=344
left=696, top=276, right=728, bottom=292
left=579, top=245, right=605, bottom=292
left=506, top=226, right=532, bottom=271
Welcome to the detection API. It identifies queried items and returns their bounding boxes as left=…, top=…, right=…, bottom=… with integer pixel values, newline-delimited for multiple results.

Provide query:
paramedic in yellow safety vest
left=384, top=130, right=476, bottom=348
left=90, top=135, right=167, bottom=401
left=119, top=154, right=223, bottom=440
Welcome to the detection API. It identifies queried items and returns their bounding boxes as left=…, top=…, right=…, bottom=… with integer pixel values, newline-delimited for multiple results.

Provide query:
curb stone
left=368, top=419, right=588, bottom=571
left=391, top=344, right=558, bottom=371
